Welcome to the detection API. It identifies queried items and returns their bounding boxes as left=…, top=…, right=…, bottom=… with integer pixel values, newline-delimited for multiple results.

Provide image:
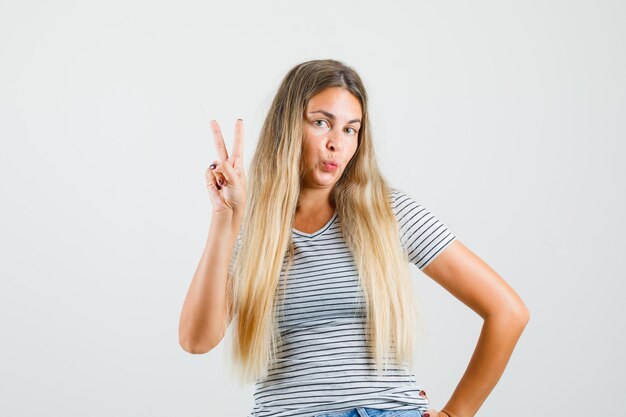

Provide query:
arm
left=422, top=239, right=530, bottom=417
left=178, top=211, right=241, bottom=354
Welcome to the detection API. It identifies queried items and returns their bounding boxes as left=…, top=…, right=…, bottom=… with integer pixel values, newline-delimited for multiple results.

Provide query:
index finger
left=209, top=120, right=229, bottom=161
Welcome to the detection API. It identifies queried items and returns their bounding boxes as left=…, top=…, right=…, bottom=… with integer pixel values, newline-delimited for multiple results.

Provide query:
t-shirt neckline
left=292, top=212, right=338, bottom=238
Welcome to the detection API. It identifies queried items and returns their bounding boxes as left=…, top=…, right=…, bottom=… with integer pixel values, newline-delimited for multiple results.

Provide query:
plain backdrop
left=1, top=1, right=624, bottom=416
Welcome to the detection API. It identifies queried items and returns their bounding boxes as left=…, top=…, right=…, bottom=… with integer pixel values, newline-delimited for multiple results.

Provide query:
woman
left=179, top=59, right=530, bottom=417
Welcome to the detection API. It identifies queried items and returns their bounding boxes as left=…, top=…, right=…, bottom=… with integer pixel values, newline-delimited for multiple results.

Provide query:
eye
left=313, top=119, right=329, bottom=128
left=345, top=127, right=358, bottom=135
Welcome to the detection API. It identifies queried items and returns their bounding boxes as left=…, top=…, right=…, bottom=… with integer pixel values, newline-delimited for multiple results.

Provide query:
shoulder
left=386, top=187, right=422, bottom=218
left=387, top=187, right=457, bottom=270
left=386, top=186, right=406, bottom=207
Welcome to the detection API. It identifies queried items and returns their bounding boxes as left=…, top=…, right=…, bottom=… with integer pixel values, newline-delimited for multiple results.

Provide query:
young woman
left=179, top=59, right=530, bottom=417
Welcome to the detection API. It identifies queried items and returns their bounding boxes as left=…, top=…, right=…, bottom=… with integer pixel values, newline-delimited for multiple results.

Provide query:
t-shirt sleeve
left=390, top=188, right=457, bottom=270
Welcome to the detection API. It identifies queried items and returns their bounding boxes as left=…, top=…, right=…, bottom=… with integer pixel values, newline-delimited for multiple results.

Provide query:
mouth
left=322, top=161, right=338, bottom=171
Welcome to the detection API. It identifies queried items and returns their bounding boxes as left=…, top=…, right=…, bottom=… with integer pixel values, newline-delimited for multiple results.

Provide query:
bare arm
left=179, top=118, right=246, bottom=354
left=422, top=239, right=530, bottom=417
left=179, top=212, right=241, bottom=354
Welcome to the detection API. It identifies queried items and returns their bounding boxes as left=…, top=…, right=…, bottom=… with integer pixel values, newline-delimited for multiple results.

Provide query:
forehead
left=306, top=87, right=362, bottom=115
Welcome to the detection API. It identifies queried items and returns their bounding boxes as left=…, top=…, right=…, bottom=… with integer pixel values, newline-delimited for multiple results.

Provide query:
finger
left=207, top=178, right=221, bottom=203
left=207, top=160, right=223, bottom=190
left=423, top=408, right=438, bottom=417
left=206, top=167, right=222, bottom=200
left=231, top=118, right=244, bottom=169
left=212, top=160, right=239, bottom=189
left=209, top=120, right=229, bottom=162
left=218, top=158, right=238, bottom=184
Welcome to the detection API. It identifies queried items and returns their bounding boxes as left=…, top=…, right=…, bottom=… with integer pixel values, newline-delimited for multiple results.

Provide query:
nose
left=326, top=131, right=342, bottom=152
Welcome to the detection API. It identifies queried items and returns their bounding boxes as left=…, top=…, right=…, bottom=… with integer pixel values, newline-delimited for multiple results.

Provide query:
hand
left=206, top=119, right=246, bottom=216
left=422, top=411, right=449, bottom=417
left=420, top=390, right=452, bottom=417
left=423, top=409, right=452, bottom=417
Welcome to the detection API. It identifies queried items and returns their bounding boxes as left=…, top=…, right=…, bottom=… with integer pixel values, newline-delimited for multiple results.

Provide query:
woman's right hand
left=206, top=119, right=246, bottom=217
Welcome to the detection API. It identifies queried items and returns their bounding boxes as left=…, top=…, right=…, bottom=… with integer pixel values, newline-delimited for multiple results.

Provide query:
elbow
left=181, top=344, right=212, bottom=355
left=487, top=301, right=530, bottom=329
left=178, top=316, right=228, bottom=354
left=522, top=306, right=530, bottom=324
left=179, top=338, right=215, bottom=355
left=516, top=300, right=530, bottom=324
left=179, top=333, right=219, bottom=355
left=509, top=302, right=530, bottom=330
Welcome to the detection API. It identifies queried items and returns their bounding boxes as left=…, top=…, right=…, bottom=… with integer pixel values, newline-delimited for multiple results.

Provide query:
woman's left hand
left=420, top=391, right=452, bottom=417
left=422, top=410, right=449, bottom=417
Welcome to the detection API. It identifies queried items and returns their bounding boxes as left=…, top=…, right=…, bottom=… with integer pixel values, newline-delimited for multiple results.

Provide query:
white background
left=1, top=1, right=624, bottom=416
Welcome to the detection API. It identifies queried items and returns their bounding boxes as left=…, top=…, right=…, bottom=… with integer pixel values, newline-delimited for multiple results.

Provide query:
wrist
left=440, top=408, right=456, bottom=417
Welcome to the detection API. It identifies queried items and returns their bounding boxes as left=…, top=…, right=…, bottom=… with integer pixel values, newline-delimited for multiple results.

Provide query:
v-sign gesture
left=206, top=119, right=246, bottom=216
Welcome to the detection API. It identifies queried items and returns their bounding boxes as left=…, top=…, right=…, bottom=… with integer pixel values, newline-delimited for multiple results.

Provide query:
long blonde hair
left=225, top=59, right=421, bottom=384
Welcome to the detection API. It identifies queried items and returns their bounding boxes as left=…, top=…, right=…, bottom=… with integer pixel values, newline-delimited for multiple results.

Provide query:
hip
left=315, top=407, right=424, bottom=417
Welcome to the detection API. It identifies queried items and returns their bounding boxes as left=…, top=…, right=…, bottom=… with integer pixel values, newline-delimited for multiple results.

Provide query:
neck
left=296, top=186, right=334, bottom=215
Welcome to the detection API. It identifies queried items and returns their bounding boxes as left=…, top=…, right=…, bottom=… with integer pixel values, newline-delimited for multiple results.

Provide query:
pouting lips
left=322, top=162, right=339, bottom=171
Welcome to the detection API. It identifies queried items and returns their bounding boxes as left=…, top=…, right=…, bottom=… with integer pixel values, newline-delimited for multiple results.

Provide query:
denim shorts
left=315, top=407, right=424, bottom=417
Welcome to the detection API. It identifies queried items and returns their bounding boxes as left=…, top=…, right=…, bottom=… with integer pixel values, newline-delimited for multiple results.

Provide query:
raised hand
left=206, top=119, right=246, bottom=216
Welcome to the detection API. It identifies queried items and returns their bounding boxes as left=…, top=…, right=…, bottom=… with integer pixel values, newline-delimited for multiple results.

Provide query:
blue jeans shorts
left=315, top=407, right=424, bottom=417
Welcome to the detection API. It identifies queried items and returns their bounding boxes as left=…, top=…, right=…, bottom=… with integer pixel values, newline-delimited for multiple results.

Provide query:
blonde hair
left=225, top=59, right=422, bottom=385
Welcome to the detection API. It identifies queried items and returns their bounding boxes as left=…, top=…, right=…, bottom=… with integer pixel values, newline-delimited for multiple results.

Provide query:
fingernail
left=218, top=178, right=224, bottom=186
left=419, top=390, right=427, bottom=397
left=209, top=163, right=216, bottom=170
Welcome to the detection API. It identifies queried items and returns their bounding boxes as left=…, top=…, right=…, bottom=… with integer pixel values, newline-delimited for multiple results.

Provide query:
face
left=301, top=87, right=362, bottom=192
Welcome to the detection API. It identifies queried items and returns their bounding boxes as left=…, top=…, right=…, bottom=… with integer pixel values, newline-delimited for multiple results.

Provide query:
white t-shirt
left=228, top=188, right=457, bottom=417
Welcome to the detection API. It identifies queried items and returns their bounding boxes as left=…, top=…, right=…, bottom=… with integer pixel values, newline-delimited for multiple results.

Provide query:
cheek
left=302, top=138, right=318, bottom=161
left=300, top=141, right=317, bottom=169
left=347, top=142, right=358, bottom=160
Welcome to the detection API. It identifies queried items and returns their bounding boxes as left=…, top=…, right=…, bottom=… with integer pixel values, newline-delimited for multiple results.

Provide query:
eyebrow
left=308, top=110, right=362, bottom=125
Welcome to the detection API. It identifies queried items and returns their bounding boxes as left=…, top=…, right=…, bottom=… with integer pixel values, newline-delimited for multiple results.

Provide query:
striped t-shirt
left=228, top=188, right=457, bottom=417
